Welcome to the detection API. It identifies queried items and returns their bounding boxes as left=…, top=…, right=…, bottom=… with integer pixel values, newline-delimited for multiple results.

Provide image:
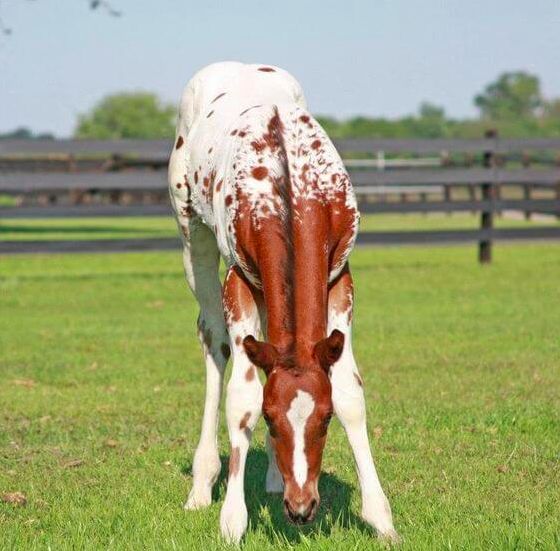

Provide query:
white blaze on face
left=286, top=390, right=315, bottom=488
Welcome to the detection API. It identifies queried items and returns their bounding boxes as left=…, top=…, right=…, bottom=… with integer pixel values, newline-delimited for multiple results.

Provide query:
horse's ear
left=243, top=335, right=279, bottom=375
left=314, top=330, right=345, bottom=373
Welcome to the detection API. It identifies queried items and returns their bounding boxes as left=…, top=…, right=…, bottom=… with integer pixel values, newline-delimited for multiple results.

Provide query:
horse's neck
left=260, top=204, right=329, bottom=361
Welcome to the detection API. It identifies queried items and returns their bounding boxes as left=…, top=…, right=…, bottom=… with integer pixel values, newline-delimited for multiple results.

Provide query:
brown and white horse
left=168, top=62, right=398, bottom=543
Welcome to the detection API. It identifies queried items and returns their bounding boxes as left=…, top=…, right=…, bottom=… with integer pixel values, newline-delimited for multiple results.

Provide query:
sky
left=1, top=0, right=560, bottom=136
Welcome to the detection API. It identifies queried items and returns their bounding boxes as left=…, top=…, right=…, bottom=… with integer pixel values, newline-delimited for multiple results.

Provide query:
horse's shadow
left=184, top=447, right=372, bottom=544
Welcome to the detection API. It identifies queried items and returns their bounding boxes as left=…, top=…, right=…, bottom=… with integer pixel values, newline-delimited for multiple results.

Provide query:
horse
left=168, top=61, right=398, bottom=544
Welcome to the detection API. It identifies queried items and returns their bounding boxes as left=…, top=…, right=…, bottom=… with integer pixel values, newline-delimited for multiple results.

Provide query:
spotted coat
left=168, top=61, right=359, bottom=288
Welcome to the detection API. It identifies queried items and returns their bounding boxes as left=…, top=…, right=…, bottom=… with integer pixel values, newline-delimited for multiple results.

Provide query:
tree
left=0, top=127, right=54, bottom=140
left=474, top=72, right=542, bottom=120
left=75, top=92, right=175, bottom=139
left=414, top=102, right=448, bottom=138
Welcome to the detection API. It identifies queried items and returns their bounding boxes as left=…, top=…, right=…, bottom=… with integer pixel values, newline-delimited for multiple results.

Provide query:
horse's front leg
left=220, top=266, right=263, bottom=543
left=328, top=264, right=400, bottom=543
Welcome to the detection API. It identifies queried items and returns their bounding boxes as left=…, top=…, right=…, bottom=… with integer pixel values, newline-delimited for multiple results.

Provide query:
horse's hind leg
left=179, top=219, right=230, bottom=510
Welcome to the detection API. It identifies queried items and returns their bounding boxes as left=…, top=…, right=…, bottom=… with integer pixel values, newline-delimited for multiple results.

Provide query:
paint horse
left=168, top=62, right=398, bottom=544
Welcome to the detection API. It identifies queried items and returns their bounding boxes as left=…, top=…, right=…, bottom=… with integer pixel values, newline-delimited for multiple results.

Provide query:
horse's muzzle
left=283, top=498, right=318, bottom=525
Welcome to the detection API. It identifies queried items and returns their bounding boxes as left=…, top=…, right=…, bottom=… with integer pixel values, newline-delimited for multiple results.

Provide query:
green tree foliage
left=62, top=71, right=559, bottom=141
left=316, top=71, right=560, bottom=139
left=75, top=93, right=175, bottom=139
left=0, top=127, right=54, bottom=140
left=474, top=71, right=542, bottom=120
left=317, top=103, right=452, bottom=139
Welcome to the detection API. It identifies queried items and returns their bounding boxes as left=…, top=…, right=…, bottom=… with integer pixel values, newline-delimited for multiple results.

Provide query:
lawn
left=1, top=244, right=559, bottom=550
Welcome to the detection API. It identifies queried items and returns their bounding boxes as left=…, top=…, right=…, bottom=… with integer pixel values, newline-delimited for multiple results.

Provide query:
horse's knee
left=332, top=369, right=366, bottom=426
left=225, top=377, right=262, bottom=433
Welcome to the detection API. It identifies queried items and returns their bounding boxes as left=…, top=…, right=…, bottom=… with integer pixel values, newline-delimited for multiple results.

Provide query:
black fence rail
left=1, top=136, right=560, bottom=260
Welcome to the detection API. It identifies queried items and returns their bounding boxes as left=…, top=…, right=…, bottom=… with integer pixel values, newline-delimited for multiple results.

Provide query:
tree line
left=2, top=71, right=559, bottom=140
left=318, top=72, right=560, bottom=139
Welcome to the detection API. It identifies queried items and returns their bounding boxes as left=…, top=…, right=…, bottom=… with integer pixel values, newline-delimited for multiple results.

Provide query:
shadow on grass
left=182, top=447, right=372, bottom=545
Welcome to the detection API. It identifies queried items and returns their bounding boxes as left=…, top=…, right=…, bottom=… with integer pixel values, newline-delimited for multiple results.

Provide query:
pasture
left=1, top=241, right=559, bottom=549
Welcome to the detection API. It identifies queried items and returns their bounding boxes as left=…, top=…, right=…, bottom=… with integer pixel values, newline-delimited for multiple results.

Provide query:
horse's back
left=178, top=62, right=306, bottom=134
left=169, top=62, right=307, bottom=230
left=169, top=62, right=358, bottom=282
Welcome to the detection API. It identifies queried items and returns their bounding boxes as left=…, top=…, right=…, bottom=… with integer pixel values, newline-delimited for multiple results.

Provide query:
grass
left=0, top=212, right=558, bottom=241
left=1, top=243, right=559, bottom=550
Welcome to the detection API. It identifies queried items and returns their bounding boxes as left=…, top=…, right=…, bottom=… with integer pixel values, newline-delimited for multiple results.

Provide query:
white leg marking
left=286, top=390, right=315, bottom=489
left=220, top=321, right=261, bottom=543
left=219, top=269, right=263, bottom=544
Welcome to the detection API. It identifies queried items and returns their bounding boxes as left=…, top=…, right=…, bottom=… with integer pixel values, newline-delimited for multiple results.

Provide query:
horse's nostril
left=309, top=499, right=318, bottom=516
left=303, top=499, right=318, bottom=521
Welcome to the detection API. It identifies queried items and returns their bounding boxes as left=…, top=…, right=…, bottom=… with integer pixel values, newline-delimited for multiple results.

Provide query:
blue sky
left=1, top=0, right=559, bottom=136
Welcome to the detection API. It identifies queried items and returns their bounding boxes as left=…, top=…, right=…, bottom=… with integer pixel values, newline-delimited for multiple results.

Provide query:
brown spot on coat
left=238, top=130, right=247, bottom=138
left=251, top=140, right=266, bottom=153
left=176, top=182, right=182, bottom=189
left=229, top=446, right=240, bottom=477
left=230, top=129, right=238, bottom=136
left=311, top=139, right=322, bottom=150
left=239, top=411, right=251, bottom=430
left=194, top=171, right=199, bottom=184
left=245, top=366, right=255, bottom=381
left=251, top=166, right=268, bottom=180
left=221, top=343, right=231, bottom=361
left=258, top=67, right=275, bottom=72
left=175, top=136, right=184, bottom=149
left=235, top=336, right=242, bottom=346
left=225, top=195, right=233, bottom=206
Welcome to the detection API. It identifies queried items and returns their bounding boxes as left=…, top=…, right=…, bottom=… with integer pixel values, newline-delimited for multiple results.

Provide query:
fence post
left=441, top=151, right=452, bottom=216
left=465, top=152, right=476, bottom=214
left=556, top=153, right=560, bottom=221
left=521, top=151, right=532, bottom=220
left=479, top=129, right=497, bottom=264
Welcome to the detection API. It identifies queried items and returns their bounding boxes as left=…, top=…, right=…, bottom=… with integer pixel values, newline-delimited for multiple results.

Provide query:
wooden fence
left=1, top=136, right=560, bottom=261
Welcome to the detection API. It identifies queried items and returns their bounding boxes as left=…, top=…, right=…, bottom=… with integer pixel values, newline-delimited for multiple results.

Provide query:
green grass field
left=1, top=243, right=559, bottom=549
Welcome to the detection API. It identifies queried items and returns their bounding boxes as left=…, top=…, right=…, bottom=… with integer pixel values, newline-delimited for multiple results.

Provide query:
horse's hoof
left=183, top=488, right=212, bottom=510
left=379, top=529, right=402, bottom=546
left=220, top=499, right=247, bottom=544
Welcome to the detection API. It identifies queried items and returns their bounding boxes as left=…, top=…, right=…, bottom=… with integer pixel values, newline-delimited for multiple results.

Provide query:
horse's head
left=243, top=330, right=344, bottom=524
